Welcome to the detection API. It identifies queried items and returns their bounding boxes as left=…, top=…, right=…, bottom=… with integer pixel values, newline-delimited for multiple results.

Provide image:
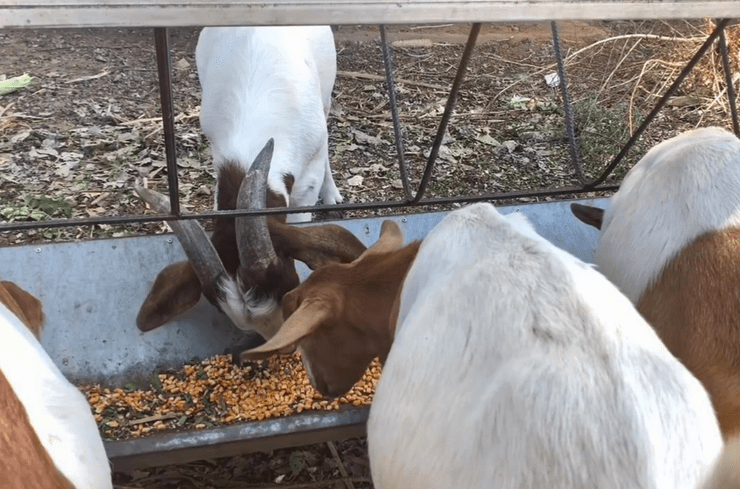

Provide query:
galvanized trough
left=1, top=198, right=604, bottom=471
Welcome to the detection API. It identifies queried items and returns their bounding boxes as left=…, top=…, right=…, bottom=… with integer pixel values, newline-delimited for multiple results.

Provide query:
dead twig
left=126, top=413, right=180, bottom=427
left=562, top=33, right=703, bottom=67
left=120, top=111, right=200, bottom=126
left=598, top=38, right=643, bottom=98
left=0, top=101, right=15, bottom=118
left=490, top=33, right=703, bottom=106
left=627, top=58, right=685, bottom=133
left=337, top=70, right=448, bottom=91
left=64, top=70, right=110, bottom=84
left=0, top=112, right=44, bottom=120
left=696, top=72, right=740, bottom=127
left=327, top=441, right=355, bottom=489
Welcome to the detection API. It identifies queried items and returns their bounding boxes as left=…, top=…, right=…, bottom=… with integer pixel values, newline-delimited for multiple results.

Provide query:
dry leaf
left=475, top=134, right=501, bottom=146
left=175, top=58, right=191, bottom=70
left=347, top=175, right=364, bottom=186
left=353, top=129, right=382, bottom=146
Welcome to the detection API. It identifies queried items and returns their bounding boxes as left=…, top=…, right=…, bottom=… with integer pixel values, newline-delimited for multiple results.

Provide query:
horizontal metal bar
left=0, top=185, right=619, bottom=232
left=106, top=407, right=369, bottom=472
left=4, top=1, right=740, bottom=29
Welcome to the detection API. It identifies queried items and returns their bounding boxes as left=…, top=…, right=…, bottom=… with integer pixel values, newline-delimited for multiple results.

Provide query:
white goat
left=0, top=279, right=112, bottom=488
left=571, top=126, right=740, bottom=437
left=197, top=26, right=342, bottom=221
left=245, top=203, right=726, bottom=488
left=136, top=26, right=366, bottom=341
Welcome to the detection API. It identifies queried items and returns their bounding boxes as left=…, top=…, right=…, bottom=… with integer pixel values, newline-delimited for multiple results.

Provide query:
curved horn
left=236, top=139, right=280, bottom=273
left=134, top=183, right=227, bottom=303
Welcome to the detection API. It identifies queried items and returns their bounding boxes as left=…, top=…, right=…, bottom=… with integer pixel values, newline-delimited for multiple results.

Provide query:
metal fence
left=0, top=15, right=738, bottom=234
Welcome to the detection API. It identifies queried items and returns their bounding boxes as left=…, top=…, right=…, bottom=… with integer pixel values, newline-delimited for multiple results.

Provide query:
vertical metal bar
left=590, top=18, right=731, bottom=188
left=718, top=23, right=740, bottom=136
left=413, top=23, right=481, bottom=203
left=551, top=21, right=586, bottom=185
left=154, top=27, right=181, bottom=216
left=379, top=25, right=413, bottom=201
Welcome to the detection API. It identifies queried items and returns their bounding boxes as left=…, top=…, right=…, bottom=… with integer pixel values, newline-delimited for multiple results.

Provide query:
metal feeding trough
left=0, top=198, right=604, bottom=471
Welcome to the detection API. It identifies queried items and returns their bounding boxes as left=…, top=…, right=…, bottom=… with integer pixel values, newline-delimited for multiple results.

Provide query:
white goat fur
left=196, top=26, right=342, bottom=223
left=593, top=126, right=740, bottom=303
left=368, top=203, right=722, bottom=489
left=195, top=26, right=340, bottom=335
left=0, top=300, right=112, bottom=488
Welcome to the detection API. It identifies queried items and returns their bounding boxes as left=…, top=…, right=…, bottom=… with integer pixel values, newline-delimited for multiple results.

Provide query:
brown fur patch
left=281, top=240, right=420, bottom=397
left=283, top=173, right=295, bottom=196
left=0, top=369, right=75, bottom=489
left=268, top=221, right=367, bottom=270
left=136, top=261, right=202, bottom=332
left=0, top=282, right=44, bottom=340
left=638, top=227, right=740, bottom=438
left=235, top=252, right=300, bottom=308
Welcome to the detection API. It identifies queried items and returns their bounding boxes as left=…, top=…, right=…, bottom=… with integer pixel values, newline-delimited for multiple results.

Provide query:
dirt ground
left=2, top=20, right=735, bottom=244
left=1, top=19, right=739, bottom=488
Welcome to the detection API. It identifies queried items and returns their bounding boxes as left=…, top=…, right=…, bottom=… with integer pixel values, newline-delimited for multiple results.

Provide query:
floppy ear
left=241, top=300, right=330, bottom=361
left=269, top=221, right=367, bottom=270
left=354, top=220, right=404, bottom=262
left=571, top=203, right=604, bottom=230
left=0, top=281, right=45, bottom=340
left=136, top=261, right=202, bottom=332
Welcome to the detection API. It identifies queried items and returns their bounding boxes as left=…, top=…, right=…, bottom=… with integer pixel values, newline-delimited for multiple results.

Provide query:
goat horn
left=236, top=139, right=280, bottom=273
left=134, top=183, right=227, bottom=303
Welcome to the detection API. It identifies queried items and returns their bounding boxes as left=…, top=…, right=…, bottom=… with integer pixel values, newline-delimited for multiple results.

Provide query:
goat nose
left=316, top=379, right=338, bottom=398
left=324, top=385, right=347, bottom=400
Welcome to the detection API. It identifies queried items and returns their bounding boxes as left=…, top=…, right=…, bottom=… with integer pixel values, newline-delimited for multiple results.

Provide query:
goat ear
left=353, top=220, right=404, bottom=262
left=137, top=261, right=202, bottom=332
left=269, top=221, right=367, bottom=270
left=570, top=203, right=604, bottom=230
left=0, top=282, right=45, bottom=340
left=240, top=300, right=329, bottom=361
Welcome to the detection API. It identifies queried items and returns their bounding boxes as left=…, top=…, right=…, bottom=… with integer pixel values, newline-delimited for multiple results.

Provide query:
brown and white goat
left=0, top=279, right=112, bottom=488
left=571, top=126, right=740, bottom=438
left=136, top=26, right=365, bottom=340
left=243, top=203, right=735, bottom=488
